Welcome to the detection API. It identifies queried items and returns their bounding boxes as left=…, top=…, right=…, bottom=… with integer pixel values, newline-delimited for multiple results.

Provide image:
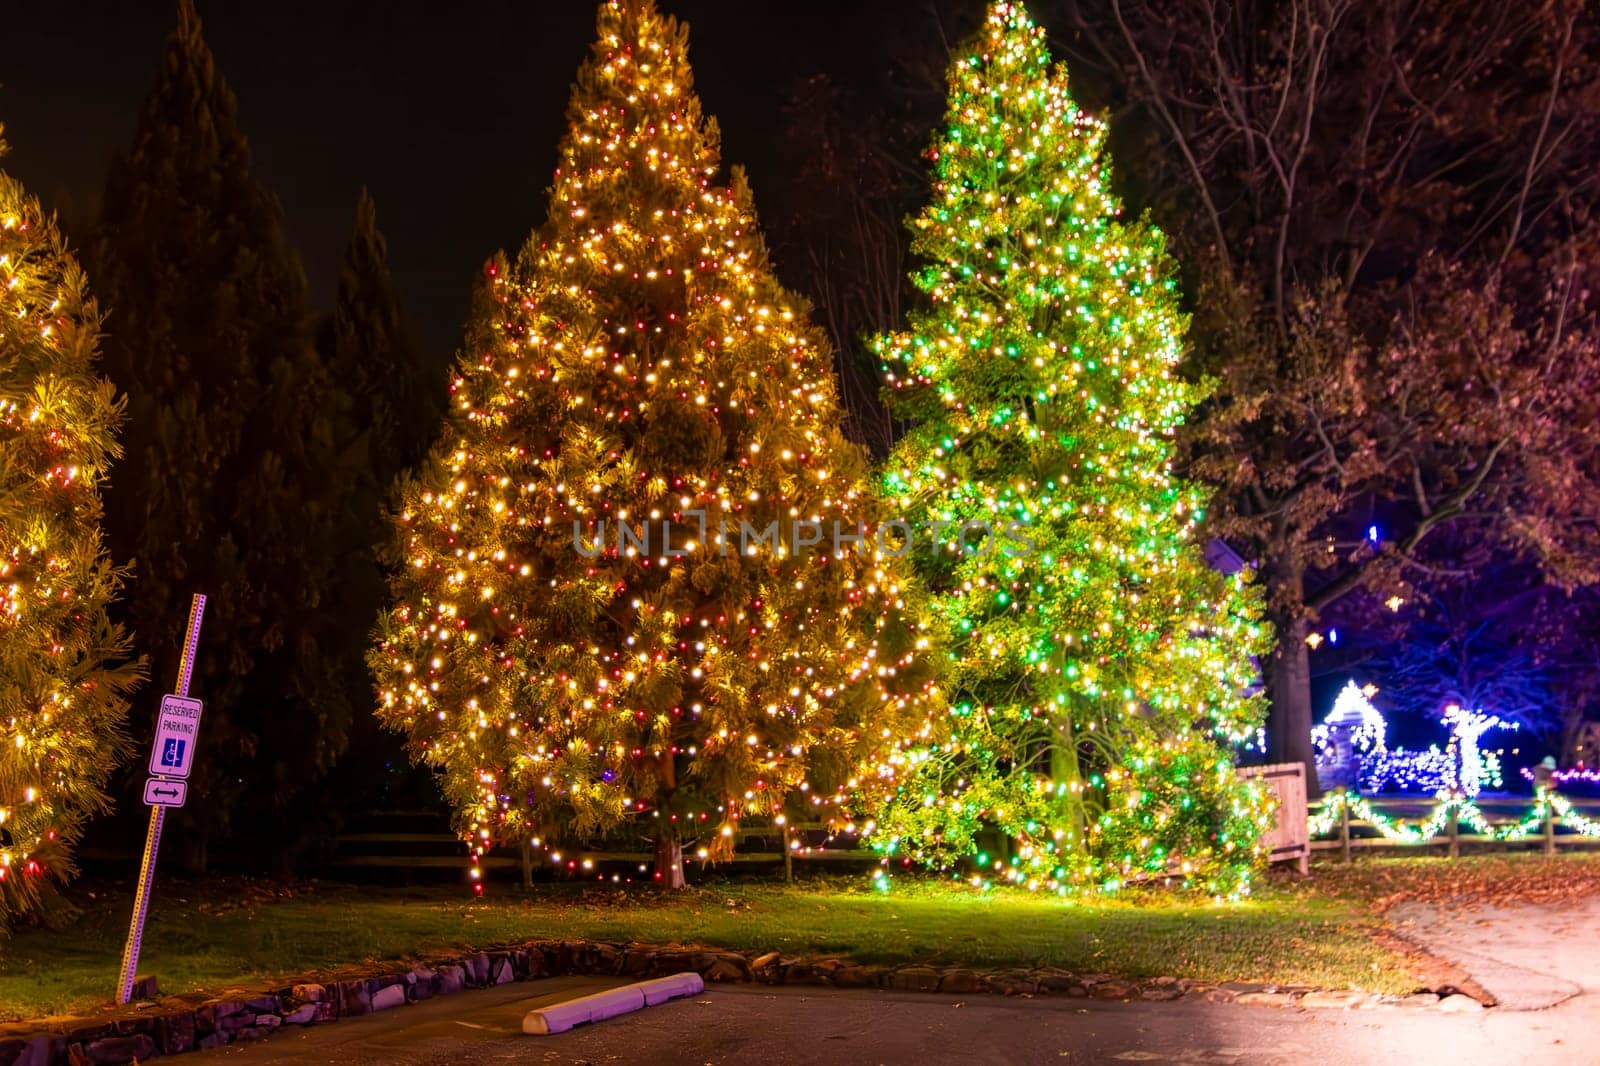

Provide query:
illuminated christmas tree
left=871, top=2, right=1269, bottom=894
left=372, top=0, right=931, bottom=887
left=0, top=126, right=144, bottom=926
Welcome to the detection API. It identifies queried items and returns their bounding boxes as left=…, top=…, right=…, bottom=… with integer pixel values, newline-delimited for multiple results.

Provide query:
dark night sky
left=0, top=0, right=960, bottom=358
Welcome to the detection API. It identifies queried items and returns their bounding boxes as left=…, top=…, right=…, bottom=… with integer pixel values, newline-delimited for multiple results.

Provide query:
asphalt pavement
left=183, top=893, right=1600, bottom=1065
left=186, top=973, right=1593, bottom=1066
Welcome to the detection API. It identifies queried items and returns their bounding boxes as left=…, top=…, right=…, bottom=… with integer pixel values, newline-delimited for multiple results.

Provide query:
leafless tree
left=1057, top=0, right=1600, bottom=790
left=768, top=0, right=978, bottom=456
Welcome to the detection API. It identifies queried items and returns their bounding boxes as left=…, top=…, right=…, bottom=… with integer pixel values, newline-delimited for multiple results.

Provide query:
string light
left=864, top=1, right=1269, bottom=897
left=0, top=127, right=139, bottom=925
left=1359, top=746, right=1454, bottom=794
left=1440, top=704, right=1516, bottom=797
left=1522, top=766, right=1600, bottom=787
left=1548, top=794, right=1600, bottom=838
left=1313, top=680, right=1388, bottom=759
left=370, top=0, right=936, bottom=877
left=1313, top=688, right=1520, bottom=797
left=1311, top=789, right=1597, bottom=844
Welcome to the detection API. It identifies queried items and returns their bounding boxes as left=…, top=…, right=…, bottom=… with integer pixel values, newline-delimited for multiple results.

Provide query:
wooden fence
left=1238, top=762, right=1309, bottom=873
left=325, top=787, right=1600, bottom=883
left=326, top=810, right=875, bottom=884
left=1309, top=792, right=1600, bottom=859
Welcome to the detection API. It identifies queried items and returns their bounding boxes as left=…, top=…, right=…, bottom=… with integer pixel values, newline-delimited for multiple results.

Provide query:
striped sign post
left=116, top=593, right=207, bottom=1005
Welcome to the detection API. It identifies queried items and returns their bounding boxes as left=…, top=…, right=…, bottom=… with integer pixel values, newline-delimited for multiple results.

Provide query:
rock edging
left=0, top=941, right=1475, bottom=1065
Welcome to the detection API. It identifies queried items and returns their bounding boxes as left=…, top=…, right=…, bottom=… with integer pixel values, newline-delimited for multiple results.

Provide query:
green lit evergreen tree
left=872, top=1, right=1269, bottom=894
left=372, top=0, right=933, bottom=887
left=0, top=124, right=145, bottom=927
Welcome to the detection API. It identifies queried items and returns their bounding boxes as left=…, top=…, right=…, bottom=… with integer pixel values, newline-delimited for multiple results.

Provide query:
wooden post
left=1543, top=792, right=1557, bottom=857
left=1447, top=797, right=1460, bottom=860
left=782, top=827, right=793, bottom=883
left=1340, top=792, right=1352, bottom=864
left=519, top=839, right=534, bottom=888
left=1235, top=762, right=1309, bottom=875
left=654, top=834, right=685, bottom=890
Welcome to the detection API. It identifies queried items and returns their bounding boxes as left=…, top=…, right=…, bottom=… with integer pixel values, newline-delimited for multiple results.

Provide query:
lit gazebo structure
left=1313, top=681, right=1388, bottom=791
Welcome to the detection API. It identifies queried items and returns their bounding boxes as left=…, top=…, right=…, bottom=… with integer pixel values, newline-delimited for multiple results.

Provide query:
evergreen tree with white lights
left=0, top=125, right=144, bottom=927
left=372, top=0, right=932, bottom=887
left=872, top=1, right=1269, bottom=893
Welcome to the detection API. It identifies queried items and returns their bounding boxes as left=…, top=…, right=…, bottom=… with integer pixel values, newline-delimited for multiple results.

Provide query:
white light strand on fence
left=1306, top=788, right=1594, bottom=845
left=1548, top=794, right=1600, bottom=838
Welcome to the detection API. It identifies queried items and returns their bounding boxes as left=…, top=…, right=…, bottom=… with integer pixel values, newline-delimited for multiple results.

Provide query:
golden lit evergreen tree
left=871, top=2, right=1269, bottom=894
left=372, top=0, right=932, bottom=887
left=0, top=125, right=144, bottom=927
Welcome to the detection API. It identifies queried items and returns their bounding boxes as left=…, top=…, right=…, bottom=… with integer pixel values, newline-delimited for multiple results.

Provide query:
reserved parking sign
left=147, top=694, right=203, bottom=779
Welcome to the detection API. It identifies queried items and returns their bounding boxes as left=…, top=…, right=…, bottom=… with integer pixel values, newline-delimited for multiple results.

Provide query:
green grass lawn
left=9, top=853, right=1599, bottom=1023
left=0, top=867, right=1432, bottom=1022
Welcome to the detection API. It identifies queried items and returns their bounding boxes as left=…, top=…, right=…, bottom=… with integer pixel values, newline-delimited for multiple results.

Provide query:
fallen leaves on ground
left=188, top=876, right=323, bottom=916
left=1270, top=854, right=1600, bottom=911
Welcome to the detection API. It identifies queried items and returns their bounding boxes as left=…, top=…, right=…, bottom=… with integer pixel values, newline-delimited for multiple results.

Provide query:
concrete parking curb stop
left=522, top=973, right=704, bottom=1034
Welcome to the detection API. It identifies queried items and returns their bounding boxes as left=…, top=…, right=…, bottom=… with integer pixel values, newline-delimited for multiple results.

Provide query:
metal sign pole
left=116, top=593, right=206, bottom=1005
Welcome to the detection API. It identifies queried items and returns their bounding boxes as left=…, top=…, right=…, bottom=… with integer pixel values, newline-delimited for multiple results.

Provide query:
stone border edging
left=0, top=940, right=1477, bottom=1065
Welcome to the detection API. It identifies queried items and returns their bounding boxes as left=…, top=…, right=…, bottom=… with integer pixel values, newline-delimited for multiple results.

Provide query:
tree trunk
left=651, top=750, right=685, bottom=889
left=1265, top=606, right=1321, bottom=797
left=271, top=844, right=297, bottom=881
left=1558, top=710, right=1588, bottom=768
left=1048, top=649, right=1088, bottom=853
left=179, top=829, right=209, bottom=876
left=654, top=833, right=685, bottom=890
left=1048, top=714, right=1087, bottom=852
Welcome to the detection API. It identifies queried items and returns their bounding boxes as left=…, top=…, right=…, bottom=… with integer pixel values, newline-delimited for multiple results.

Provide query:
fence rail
left=1309, top=789, right=1600, bottom=859
left=328, top=790, right=1600, bottom=881
left=325, top=812, right=874, bottom=883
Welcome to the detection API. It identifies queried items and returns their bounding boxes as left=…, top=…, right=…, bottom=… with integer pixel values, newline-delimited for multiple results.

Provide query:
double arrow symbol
left=142, top=776, right=187, bottom=807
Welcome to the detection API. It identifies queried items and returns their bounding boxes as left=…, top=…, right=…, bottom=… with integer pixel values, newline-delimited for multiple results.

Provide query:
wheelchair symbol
left=160, top=738, right=187, bottom=768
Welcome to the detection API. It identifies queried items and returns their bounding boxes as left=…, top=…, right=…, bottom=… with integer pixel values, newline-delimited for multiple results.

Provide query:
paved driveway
left=189, top=972, right=1592, bottom=1066
left=1390, top=894, right=1600, bottom=1010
